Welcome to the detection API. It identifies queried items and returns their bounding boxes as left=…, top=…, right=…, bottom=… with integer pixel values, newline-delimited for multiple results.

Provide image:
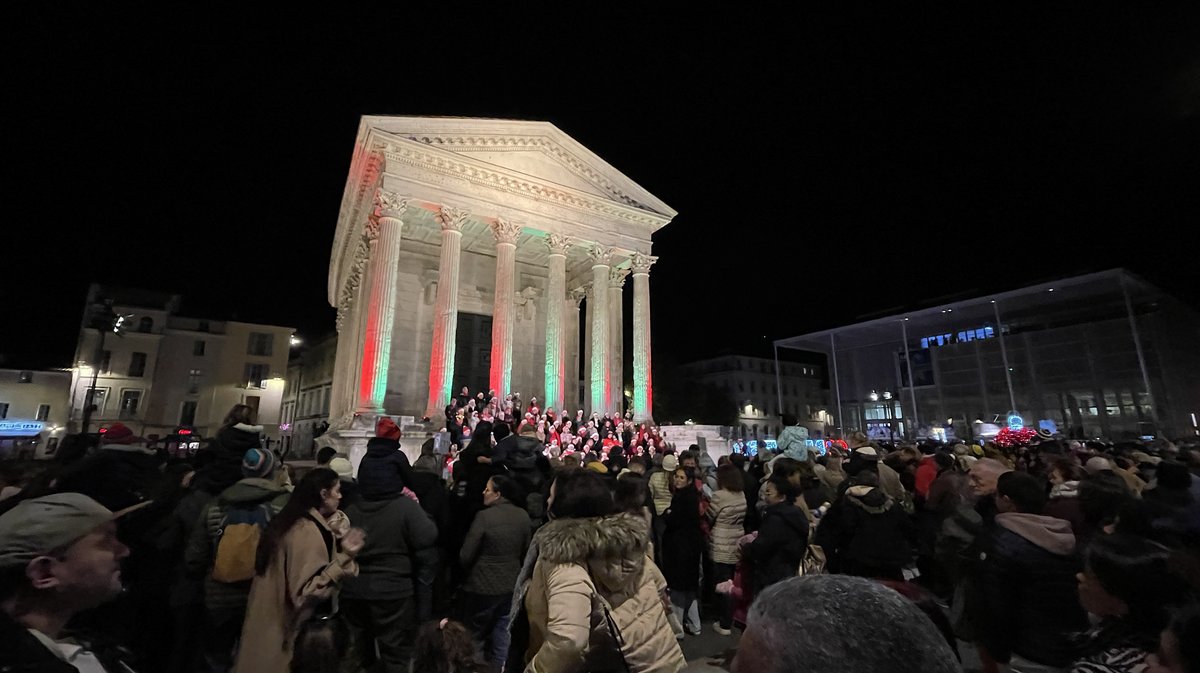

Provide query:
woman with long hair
left=663, top=467, right=704, bottom=637
left=507, top=469, right=686, bottom=672
left=413, top=618, right=489, bottom=673
left=232, top=468, right=366, bottom=673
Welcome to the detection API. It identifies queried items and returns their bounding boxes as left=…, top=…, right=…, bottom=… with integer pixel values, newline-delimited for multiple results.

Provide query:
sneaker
left=712, top=622, right=732, bottom=636
left=684, top=625, right=702, bottom=636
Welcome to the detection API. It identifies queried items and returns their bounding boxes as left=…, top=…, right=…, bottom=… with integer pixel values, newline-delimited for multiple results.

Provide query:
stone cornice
left=373, top=135, right=670, bottom=231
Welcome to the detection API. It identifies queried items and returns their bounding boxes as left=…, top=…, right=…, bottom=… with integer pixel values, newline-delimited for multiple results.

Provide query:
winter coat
left=1045, top=481, right=1086, bottom=542
left=461, top=500, right=532, bottom=595
left=878, top=461, right=910, bottom=510
left=341, top=493, right=438, bottom=602
left=743, top=502, right=808, bottom=595
left=0, top=610, right=138, bottom=673
left=407, top=470, right=449, bottom=536
left=706, top=489, right=747, bottom=565
left=647, top=469, right=672, bottom=517
left=661, top=487, right=703, bottom=591
left=184, top=477, right=291, bottom=611
left=777, top=425, right=811, bottom=462
left=191, top=424, right=265, bottom=495
left=815, top=484, right=913, bottom=578
left=976, top=512, right=1088, bottom=668
left=515, top=513, right=686, bottom=673
left=497, top=434, right=550, bottom=522
left=231, top=509, right=358, bottom=673
left=914, top=455, right=939, bottom=500
left=55, top=443, right=162, bottom=511
left=1070, top=619, right=1158, bottom=673
left=357, top=437, right=415, bottom=499
left=925, top=471, right=969, bottom=517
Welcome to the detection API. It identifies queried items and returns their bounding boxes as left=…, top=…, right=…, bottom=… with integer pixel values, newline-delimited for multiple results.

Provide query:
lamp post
left=80, top=301, right=126, bottom=435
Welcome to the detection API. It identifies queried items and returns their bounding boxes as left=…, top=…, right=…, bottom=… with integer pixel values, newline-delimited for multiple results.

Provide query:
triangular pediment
left=361, top=116, right=676, bottom=218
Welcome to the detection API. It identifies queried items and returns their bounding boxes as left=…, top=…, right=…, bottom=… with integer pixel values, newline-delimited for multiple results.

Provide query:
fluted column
left=588, top=245, right=613, bottom=414
left=631, top=252, right=658, bottom=423
left=356, top=189, right=408, bottom=414
left=608, top=268, right=628, bottom=415
left=424, top=206, right=468, bottom=419
left=543, top=234, right=572, bottom=413
left=489, top=219, right=522, bottom=397
left=566, top=287, right=586, bottom=413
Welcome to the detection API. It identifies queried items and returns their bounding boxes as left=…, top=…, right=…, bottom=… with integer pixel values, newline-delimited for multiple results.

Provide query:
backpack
left=211, top=503, right=273, bottom=583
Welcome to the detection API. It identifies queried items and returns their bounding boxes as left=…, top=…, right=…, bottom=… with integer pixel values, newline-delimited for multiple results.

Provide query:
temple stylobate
left=325, top=116, right=676, bottom=445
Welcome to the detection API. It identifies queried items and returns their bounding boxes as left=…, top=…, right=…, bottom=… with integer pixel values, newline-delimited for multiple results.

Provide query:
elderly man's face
left=970, top=465, right=1000, bottom=497
left=34, top=521, right=130, bottom=611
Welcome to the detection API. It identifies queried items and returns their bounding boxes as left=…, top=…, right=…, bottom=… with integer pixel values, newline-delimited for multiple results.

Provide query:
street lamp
left=866, top=390, right=895, bottom=442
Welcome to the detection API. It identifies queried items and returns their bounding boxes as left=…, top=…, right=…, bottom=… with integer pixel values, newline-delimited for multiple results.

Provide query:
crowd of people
left=3, top=392, right=1200, bottom=673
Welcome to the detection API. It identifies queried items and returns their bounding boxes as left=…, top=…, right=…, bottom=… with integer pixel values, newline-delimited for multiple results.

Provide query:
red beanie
left=375, top=416, right=401, bottom=441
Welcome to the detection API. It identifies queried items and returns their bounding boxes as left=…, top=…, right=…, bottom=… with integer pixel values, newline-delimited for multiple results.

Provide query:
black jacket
left=493, top=434, right=547, bottom=523
left=357, top=438, right=415, bottom=500
left=976, top=513, right=1088, bottom=667
left=815, top=484, right=914, bottom=577
left=0, top=610, right=139, bottom=673
left=341, top=495, right=439, bottom=601
left=744, top=502, right=809, bottom=594
left=661, top=486, right=703, bottom=591
left=55, top=444, right=162, bottom=511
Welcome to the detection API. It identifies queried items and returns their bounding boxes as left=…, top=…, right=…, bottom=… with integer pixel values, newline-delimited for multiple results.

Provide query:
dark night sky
left=5, top=5, right=1199, bottom=371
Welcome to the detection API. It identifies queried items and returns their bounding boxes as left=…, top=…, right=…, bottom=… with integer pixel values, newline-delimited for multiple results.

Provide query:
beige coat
left=232, top=509, right=358, bottom=673
left=522, top=514, right=685, bottom=673
left=706, top=489, right=746, bottom=564
left=647, top=470, right=673, bottom=516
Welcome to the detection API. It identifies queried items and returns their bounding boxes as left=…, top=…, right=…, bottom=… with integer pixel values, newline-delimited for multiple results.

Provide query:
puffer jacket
left=357, top=437, right=415, bottom=499
left=647, top=469, right=672, bottom=516
left=460, top=501, right=531, bottom=596
left=184, top=477, right=291, bottom=611
left=744, top=502, right=809, bottom=595
left=516, top=513, right=686, bottom=673
left=977, top=512, right=1088, bottom=667
left=706, top=489, right=747, bottom=564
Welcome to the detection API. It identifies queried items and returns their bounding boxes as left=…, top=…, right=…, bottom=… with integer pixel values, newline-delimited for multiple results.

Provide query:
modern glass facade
left=777, top=270, right=1200, bottom=442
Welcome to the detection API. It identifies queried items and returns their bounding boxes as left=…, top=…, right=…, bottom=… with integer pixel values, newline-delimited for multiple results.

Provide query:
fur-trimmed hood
left=534, top=513, right=650, bottom=594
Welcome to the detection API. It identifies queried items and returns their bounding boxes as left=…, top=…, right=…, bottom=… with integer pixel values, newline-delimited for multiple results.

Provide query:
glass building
left=776, top=269, right=1200, bottom=442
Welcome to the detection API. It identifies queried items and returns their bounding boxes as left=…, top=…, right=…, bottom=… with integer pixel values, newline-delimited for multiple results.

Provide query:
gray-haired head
left=733, top=575, right=962, bottom=673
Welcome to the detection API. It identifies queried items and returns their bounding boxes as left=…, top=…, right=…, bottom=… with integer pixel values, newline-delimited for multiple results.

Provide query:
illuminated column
left=543, top=234, right=572, bottom=412
left=566, top=287, right=586, bottom=413
left=608, top=267, right=628, bottom=415
left=588, top=245, right=613, bottom=414
left=424, top=205, right=469, bottom=419
left=631, top=252, right=658, bottom=423
left=489, top=218, right=522, bottom=396
left=356, top=189, right=408, bottom=414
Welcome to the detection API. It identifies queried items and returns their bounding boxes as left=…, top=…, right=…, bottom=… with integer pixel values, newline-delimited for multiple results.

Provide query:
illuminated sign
left=0, top=420, right=45, bottom=437
left=1007, top=413, right=1024, bottom=431
left=176, top=427, right=194, bottom=436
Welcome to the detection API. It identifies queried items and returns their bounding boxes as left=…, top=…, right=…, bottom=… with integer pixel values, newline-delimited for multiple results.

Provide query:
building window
left=244, top=363, right=269, bottom=388
left=0, top=402, right=8, bottom=419
left=85, top=388, right=108, bottom=414
left=187, top=369, right=203, bottom=394
left=119, top=390, right=142, bottom=418
left=180, top=401, right=197, bottom=426
left=36, top=404, right=50, bottom=421
left=244, top=395, right=261, bottom=419
left=248, top=333, right=274, bottom=357
left=198, top=320, right=210, bottom=333
left=138, top=317, right=153, bottom=333
left=99, top=350, right=112, bottom=373
left=128, top=353, right=147, bottom=377
left=18, top=371, right=32, bottom=383
left=193, top=340, right=206, bottom=356
left=322, top=386, right=331, bottom=415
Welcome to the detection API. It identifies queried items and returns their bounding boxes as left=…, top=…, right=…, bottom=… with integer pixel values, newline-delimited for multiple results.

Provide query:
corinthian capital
left=608, top=268, right=630, bottom=288
left=436, top=205, right=470, bottom=232
left=588, top=244, right=614, bottom=267
left=490, top=218, right=523, bottom=245
left=374, top=189, right=409, bottom=220
left=630, top=252, right=658, bottom=275
left=545, top=233, right=572, bottom=256
left=569, top=286, right=588, bottom=305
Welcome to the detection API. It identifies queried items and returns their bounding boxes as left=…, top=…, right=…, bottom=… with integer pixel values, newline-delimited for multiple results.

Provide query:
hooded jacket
left=516, top=514, right=686, bottom=673
left=977, top=512, right=1088, bottom=667
left=357, top=437, right=415, bottom=501
left=184, top=477, right=291, bottom=611
left=816, top=483, right=914, bottom=577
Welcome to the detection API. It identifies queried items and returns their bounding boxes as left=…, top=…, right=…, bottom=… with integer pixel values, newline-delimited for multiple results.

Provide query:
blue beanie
left=242, top=448, right=277, bottom=479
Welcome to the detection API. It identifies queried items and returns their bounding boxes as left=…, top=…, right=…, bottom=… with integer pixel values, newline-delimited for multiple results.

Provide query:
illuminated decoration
left=176, top=427, right=194, bottom=436
left=920, top=325, right=995, bottom=349
left=357, top=189, right=408, bottom=414
left=630, top=252, right=657, bottom=422
left=280, top=423, right=291, bottom=431
left=543, top=234, right=572, bottom=412
left=0, top=420, right=44, bottom=437
left=425, top=205, right=468, bottom=418
left=995, top=426, right=1037, bottom=448
left=1007, top=413, right=1024, bottom=430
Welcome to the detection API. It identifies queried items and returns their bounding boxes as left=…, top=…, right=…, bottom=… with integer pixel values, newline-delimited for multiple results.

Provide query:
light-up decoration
left=1007, top=413, right=1024, bottom=430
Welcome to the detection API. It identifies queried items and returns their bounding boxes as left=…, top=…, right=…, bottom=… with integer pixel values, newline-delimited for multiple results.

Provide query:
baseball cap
left=0, top=493, right=129, bottom=569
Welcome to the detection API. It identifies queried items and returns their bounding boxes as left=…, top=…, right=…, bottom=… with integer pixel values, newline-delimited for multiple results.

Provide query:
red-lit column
left=356, top=189, right=407, bottom=414
left=608, top=267, right=628, bottom=414
left=489, top=218, right=522, bottom=396
left=425, top=205, right=468, bottom=419
left=631, top=252, right=657, bottom=423
left=588, top=245, right=613, bottom=415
